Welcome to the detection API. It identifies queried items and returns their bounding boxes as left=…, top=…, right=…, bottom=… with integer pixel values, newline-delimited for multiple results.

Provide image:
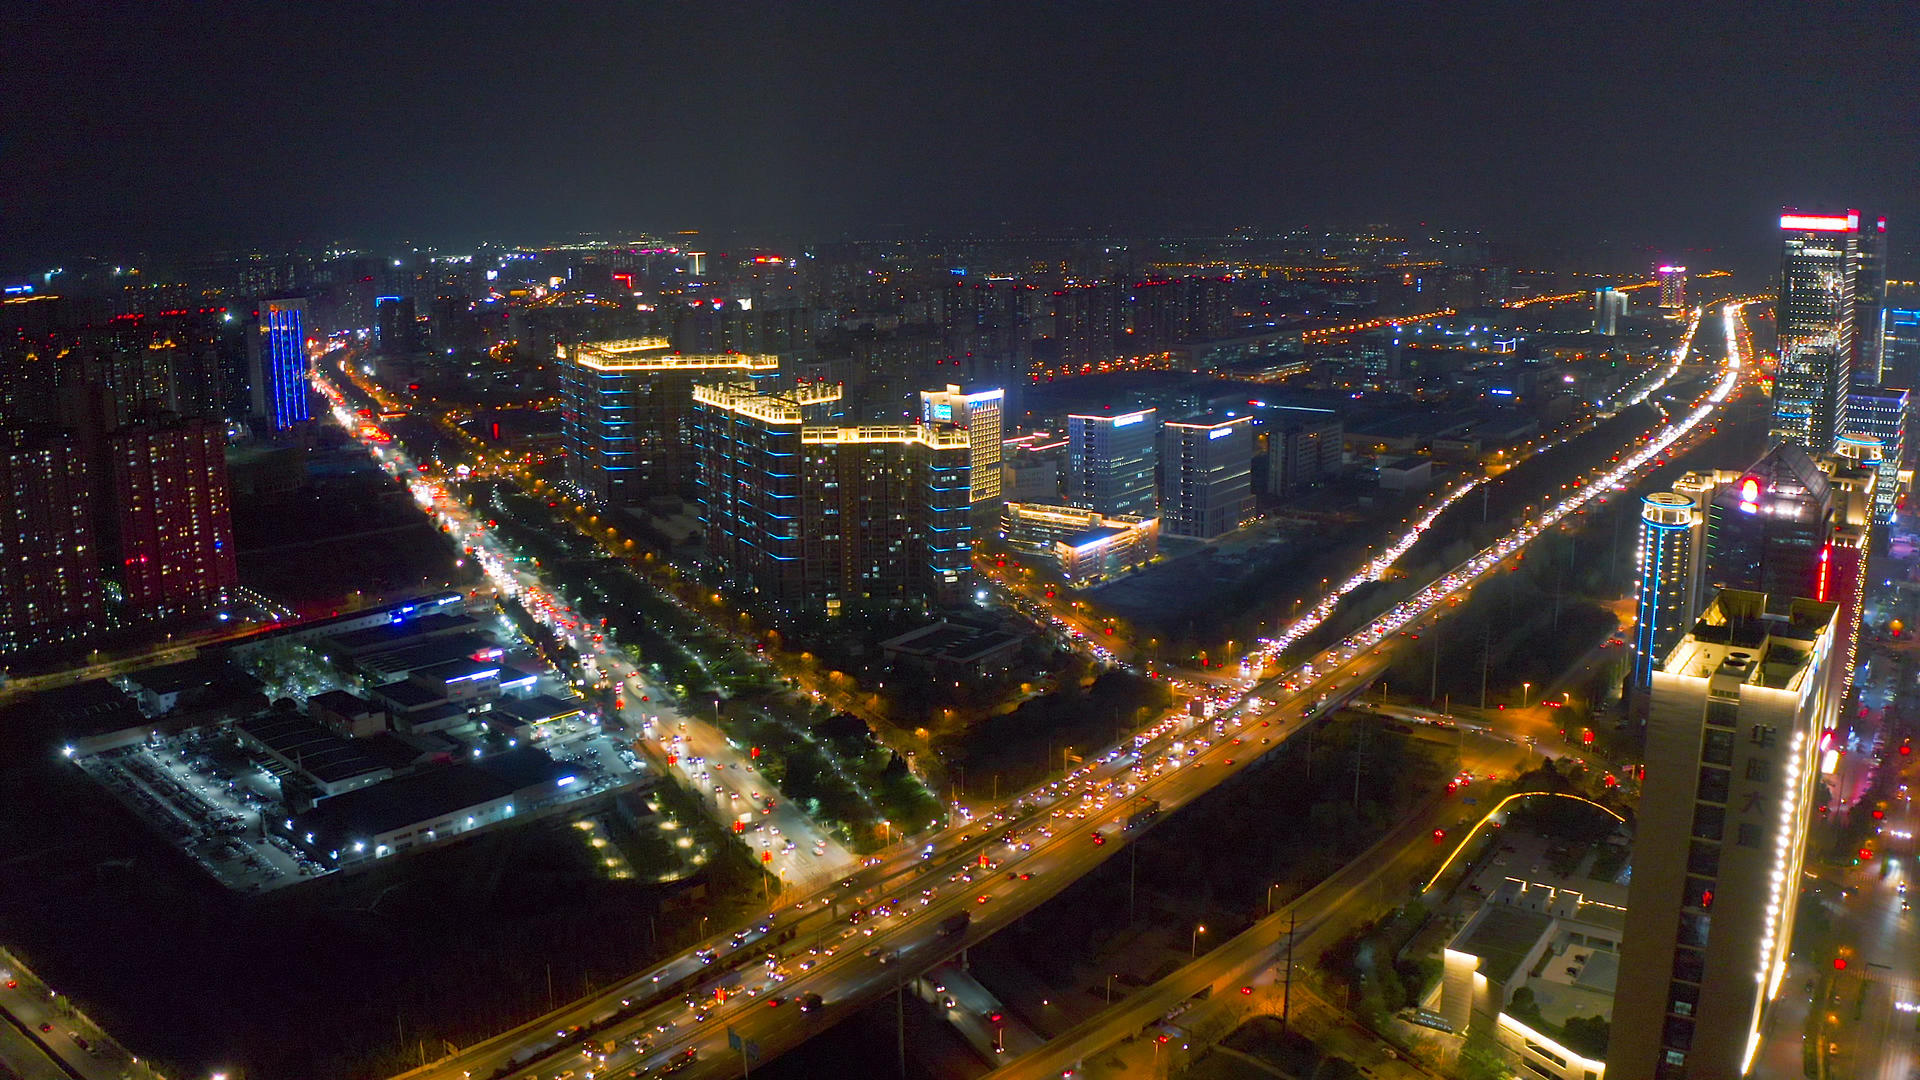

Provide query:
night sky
left=4, top=1, right=1916, bottom=267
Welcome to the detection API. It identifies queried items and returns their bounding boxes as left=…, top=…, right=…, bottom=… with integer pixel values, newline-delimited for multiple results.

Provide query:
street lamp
left=1521, top=681, right=1531, bottom=708
left=1268, top=883, right=1283, bottom=915
left=1107, top=973, right=1118, bottom=1004
left=1191, top=924, right=1207, bottom=957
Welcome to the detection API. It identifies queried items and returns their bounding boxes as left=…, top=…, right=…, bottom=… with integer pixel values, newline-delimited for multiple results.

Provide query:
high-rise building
left=374, top=295, right=421, bottom=356
left=1067, top=409, right=1158, bottom=518
left=1657, top=265, right=1687, bottom=310
left=692, top=381, right=970, bottom=614
left=1841, top=390, right=1907, bottom=521
left=1001, top=431, right=1067, bottom=504
left=1158, top=413, right=1253, bottom=539
left=1881, top=308, right=1920, bottom=392
left=1702, top=444, right=1834, bottom=604
left=1853, top=216, right=1889, bottom=386
left=1612, top=590, right=1839, bottom=1080
left=1633, top=492, right=1704, bottom=689
left=1772, top=210, right=1877, bottom=450
left=1267, top=412, right=1344, bottom=496
left=0, top=425, right=101, bottom=650
left=920, top=384, right=1005, bottom=507
left=1695, top=442, right=1874, bottom=703
left=106, top=416, right=238, bottom=611
left=249, top=296, right=310, bottom=431
left=558, top=338, right=780, bottom=505
left=1595, top=287, right=1628, bottom=335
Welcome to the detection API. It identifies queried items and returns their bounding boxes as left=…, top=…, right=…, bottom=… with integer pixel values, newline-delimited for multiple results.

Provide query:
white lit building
left=920, top=384, right=1005, bottom=507
left=1611, top=590, right=1839, bottom=1080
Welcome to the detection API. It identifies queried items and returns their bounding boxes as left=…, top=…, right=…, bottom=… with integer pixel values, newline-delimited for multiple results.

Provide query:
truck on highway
left=937, top=911, right=972, bottom=937
left=1122, top=797, right=1162, bottom=830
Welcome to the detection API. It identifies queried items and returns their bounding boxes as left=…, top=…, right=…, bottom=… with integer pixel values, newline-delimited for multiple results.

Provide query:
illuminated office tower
left=1634, top=492, right=1703, bottom=689
left=692, top=381, right=970, bottom=614
left=1842, top=391, right=1907, bottom=522
left=1612, top=591, right=1839, bottom=1080
left=920, top=384, right=1005, bottom=507
left=248, top=296, right=309, bottom=430
left=1772, top=210, right=1877, bottom=450
left=1595, top=287, right=1628, bottom=335
left=0, top=425, right=101, bottom=651
left=1067, top=409, right=1158, bottom=518
left=1882, top=307, right=1920, bottom=391
left=1158, top=413, right=1253, bottom=539
left=559, top=337, right=780, bottom=505
left=1853, top=214, right=1889, bottom=385
left=1701, top=445, right=1834, bottom=604
left=1657, top=265, right=1687, bottom=310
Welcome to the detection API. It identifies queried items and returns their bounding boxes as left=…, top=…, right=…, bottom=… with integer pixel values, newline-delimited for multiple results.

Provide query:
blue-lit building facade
left=693, top=381, right=971, bottom=615
left=249, top=297, right=309, bottom=431
left=1633, top=492, right=1702, bottom=689
left=559, top=338, right=779, bottom=505
left=1883, top=308, right=1920, bottom=391
left=1067, top=409, right=1158, bottom=518
left=1839, top=396, right=1904, bottom=522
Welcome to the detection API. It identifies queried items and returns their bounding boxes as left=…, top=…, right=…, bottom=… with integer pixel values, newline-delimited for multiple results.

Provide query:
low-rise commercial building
left=999, top=501, right=1159, bottom=583
left=1441, top=878, right=1626, bottom=1080
left=235, top=713, right=394, bottom=802
left=283, top=764, right=519, bottom=866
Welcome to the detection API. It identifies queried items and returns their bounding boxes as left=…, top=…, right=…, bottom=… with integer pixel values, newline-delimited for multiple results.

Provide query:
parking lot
left=78, top=733, right=314, bottom=892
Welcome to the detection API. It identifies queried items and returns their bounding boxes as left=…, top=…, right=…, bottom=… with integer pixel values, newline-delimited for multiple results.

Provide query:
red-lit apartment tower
left=108, top=416, right=238, bottom=610
left=0, top=426, right=102, bottom=650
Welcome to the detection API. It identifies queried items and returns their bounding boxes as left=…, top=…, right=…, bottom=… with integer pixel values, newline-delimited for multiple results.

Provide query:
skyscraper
left=1067, top=409, right=1158, bottom=518
left=692, top=381, right=970, bottom=614
left=558, top=338, right=780, bottom=505
left=249, top=296, right=310, bottom=431
left=1595, top=287, right=1628, bottom=335
left=0, top=425, right=101, bottom=651
left=919, top=384, right=1005, bottom=507
left=1701, top=444, right=1832, bottom=604
left=1881, top=307, right=1920, bottom=391
left=1840, top=391, right=1906, bottom=522
left=1633, top=492, right=1703, bottom=689
left=106, top=416, right=239, bottom=611
left=1772, top=210, right=1872, bottom=451
left=1612, top=591, right=1839, bottom=1080
left=1852, top=215, right=1889, bottom=386
left=1657, top=265, right=1687, bottom=311
left=1158, top=413, right=1253, bottom=539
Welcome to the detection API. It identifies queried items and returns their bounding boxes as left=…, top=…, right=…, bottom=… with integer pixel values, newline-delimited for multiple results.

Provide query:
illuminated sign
left=1112, top=412, right=1147, bottom=427
left=1739, top=476, right=1762, bottom=514
left=1780, top=212, right=1858, bottom=232
left=1208, top=427, right=1233, bottom=440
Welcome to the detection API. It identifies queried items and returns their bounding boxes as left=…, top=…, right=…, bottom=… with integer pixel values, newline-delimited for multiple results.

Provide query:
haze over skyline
left=5, top=0, right=1917, bottom=271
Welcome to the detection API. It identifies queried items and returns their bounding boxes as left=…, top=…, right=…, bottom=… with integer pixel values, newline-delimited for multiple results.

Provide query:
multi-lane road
left=384, top=304, right=1748, bottom=1080
left=314, top=366, right=856, bottom=890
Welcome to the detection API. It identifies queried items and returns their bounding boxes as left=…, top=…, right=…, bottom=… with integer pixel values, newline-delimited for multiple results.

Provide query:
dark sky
left=4, top=1, right=1916, bottom=269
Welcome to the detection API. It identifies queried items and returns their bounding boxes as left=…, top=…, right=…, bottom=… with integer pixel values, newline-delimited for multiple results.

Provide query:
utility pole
left=1282, top=911, right=1296, bottom=1030
left=1429, top=628, right=1439, bottom=703
left=1479, top=624, right=1490, bottom=711
left=1129, top=842, right=1138, bottom=923
left=896, top=967, right=907, bottom=1079
left=1352, top=726, right=1366, bottom=813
